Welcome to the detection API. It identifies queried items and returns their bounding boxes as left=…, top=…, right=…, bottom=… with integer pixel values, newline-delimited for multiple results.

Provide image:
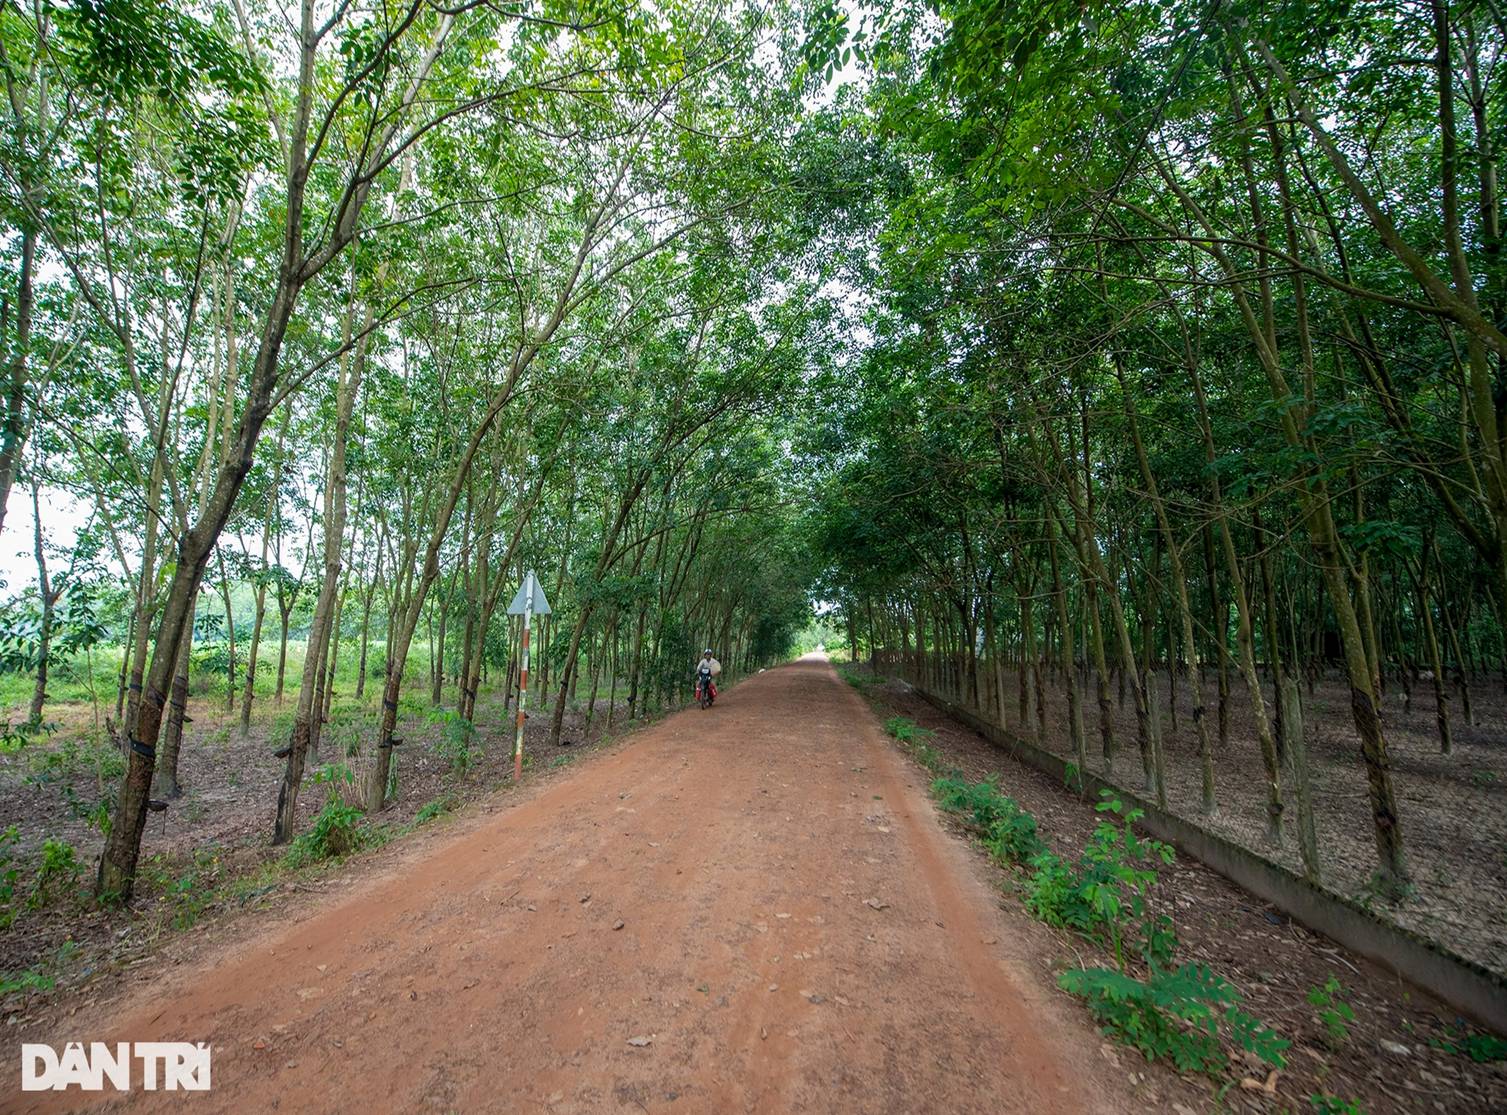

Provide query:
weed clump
left=925, top=768, right=1289, bottom=1082
left=1058, top=964, right=1288, bottom=1075
left=285, top=764, right=372, bottom=866
left=931, top=774, right=1045, bottom=865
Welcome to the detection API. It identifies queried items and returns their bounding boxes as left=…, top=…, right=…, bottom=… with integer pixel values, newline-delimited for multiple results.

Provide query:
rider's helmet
left=703, top=648, right=713, bottom=656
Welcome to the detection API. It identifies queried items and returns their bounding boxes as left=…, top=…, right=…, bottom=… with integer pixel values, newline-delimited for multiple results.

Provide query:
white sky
left=1, top=487, right=91, bottom=598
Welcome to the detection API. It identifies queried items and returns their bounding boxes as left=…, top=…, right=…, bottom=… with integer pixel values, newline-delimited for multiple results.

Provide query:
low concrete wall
left=911, top=685, right=1507, bottom=1034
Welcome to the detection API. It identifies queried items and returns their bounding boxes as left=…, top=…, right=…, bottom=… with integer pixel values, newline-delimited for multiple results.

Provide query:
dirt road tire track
left=10, top=657, right=1129, bottom=1113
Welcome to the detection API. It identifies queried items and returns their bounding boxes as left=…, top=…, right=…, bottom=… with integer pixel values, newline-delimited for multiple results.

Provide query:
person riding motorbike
left=694, top=649, right=721, bottom=706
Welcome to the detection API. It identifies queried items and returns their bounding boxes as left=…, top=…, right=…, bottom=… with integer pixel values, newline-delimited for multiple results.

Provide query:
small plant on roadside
left=838, top=666, right=876, bottom=691
left=1058, top=964, right=1288, bottom=1076
left=1025, top=792, right=1176, bottom=970
left=427, top=708, right=477, bottom=778
left=913, top=741, right=942, bottom=770
left=288, top=801, right=367, bottom=865
left=0, top=939, right=81, bottom=1000
left=1429, top=1026, right=1507, bottom=1063
left=1023, top=849, right=1098, bottom=930
left=1307, top=976, right=1355, bottom=1048
left=884, top=716, right=933, bottom=745
left=415, top=795, right=456, bottom=824
left=285, top=764, right=369, bottom=866
left=0, top=966, right=55, bottom=997
left=164, top=847, right=223, bottom=930
left=931, top=774, right=1047, bottom=869
left=1310, top=1094, right=1365, bottom=1114
left=28, top=839, right=82, bottom=910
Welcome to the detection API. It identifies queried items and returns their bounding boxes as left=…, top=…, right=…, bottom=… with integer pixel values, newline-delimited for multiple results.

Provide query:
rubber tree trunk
left=273, top=305, right=363, bottom=844
left=0, top=230, right=38, bottom=538
left=27, top=479, right=55, bottom=727
left=1416, top=569, right=1453, bottom=754
left=240, top=586, right=267, bottom=736
left=1047, top=518, right=1086, bottom=780
left=152, top=613, right=195, bottom=800
left=1280, top=677, right=1320, bottom=883
left=1123, top=381, right=1216, bottom=812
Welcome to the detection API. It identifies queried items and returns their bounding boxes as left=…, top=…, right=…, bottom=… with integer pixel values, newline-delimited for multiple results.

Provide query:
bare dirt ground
left=859, top=670, right=1507, bottom=1114
left=5, top=657, right=1143, bottom=1114
left=932, top=665, right=1507, bottom=979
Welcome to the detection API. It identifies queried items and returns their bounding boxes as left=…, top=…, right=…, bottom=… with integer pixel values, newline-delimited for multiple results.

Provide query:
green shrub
left=324, top=702, right=376, bottom=759
left=285, top=764, right=369, bottom=865
left=1307, top=976, right=1354, bottom=1048
left=164, top=847, right=222, bottom=930
left=1024, top=849, right=1099, bottom=928
left=1430, top=1027, right=1507, bottom=1063
left=1024, top=792, right=1176, bottom=970
left=428, top=708, right=476, bottom=778
left=28, top=839, right=82, bottom=909
left=0, top=967, right=54, bottom=996
left=931, top=774, right=971, bottom=813
left=884, top=716, right=933, bottom=744
left=1059, top=964, right=1288, bottom=1076
left=838, top=667, right=876, bottom=690
left=415, top=795, right=455, bottom=824
left=932, top=774, right=1047, bottom=866
left=983, top=802, right=1046, bottom=865
left=25, top=736, right=124, bottom=786
left=268, top=709, right=297, bottom=747
left=286, top=800, right=367, bottom=865
left=912, top=741, right=941, bottom=770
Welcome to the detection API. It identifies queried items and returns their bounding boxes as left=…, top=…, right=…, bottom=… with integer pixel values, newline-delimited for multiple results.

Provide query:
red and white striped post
left=513, top=601, right=531, bottom=782
left=507, top=570, right=550, bottom=783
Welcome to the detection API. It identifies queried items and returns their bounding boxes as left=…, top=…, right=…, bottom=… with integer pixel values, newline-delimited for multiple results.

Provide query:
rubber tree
left=99, top=0, right=466, bottom=900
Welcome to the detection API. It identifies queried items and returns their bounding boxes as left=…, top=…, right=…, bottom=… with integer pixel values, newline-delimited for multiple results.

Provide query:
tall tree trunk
left=273, top=296, right=365, bottom=844
left=239, top=404, right=288, bottom=734
left=0, top=230, right=38, bottom=537
left=152, top=615, right=194, bottom=800
left=26, top=477, right=54, bottom=727
left=1047, top=517, right=1086, bottom=778
left=1121, top=377, right=1216, bottom=812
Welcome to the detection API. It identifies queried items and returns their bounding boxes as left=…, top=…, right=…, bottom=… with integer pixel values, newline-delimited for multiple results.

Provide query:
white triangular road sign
left=507, top=570, right=552, bottom=615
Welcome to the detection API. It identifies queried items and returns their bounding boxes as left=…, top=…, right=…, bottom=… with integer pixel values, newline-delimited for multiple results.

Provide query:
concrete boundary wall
left=910, top=685, right=1507, bottom=1034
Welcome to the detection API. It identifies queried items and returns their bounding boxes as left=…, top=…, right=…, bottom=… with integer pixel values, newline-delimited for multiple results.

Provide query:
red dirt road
left=11, top=658, right=1127, bottom=1113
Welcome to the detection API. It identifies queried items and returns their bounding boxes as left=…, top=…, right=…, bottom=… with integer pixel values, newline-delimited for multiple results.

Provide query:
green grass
left=0, top=636, right=380, bottom=715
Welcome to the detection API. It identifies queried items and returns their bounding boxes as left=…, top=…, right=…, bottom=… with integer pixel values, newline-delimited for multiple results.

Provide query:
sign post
left=506, top=570, right=551, bottom=782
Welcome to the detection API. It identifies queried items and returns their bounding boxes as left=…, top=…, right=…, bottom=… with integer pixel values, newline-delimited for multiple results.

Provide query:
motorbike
left=695, top=667, right=717, bottom=709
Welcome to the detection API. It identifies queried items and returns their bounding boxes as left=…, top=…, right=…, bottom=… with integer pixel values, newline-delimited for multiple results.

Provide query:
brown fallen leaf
left=1238, top=1071, right=1278, bottom=1095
